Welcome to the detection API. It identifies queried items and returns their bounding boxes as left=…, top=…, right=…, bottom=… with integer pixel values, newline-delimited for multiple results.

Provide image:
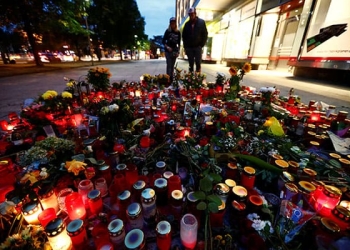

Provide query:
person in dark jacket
left=182, top=7, right=208, bottom=73
left=162, top=17, right=181, bottom=83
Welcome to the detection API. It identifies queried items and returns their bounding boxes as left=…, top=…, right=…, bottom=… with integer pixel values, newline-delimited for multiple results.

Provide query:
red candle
left=88, top=190, right=103, bottom=216
left=67, top=219, right=87, bottom=249
left=125, top=163, right=139, bottom=190
left=38, top=208, right=57, bottom=227
left=240, top=166, right=256, bottom=190
left=140, top=136, right=151, bottom=148
left=313, top=185, right=342, bottom=217
left=167, top=175, right=182, bottom=198
left=65, top=192, right=86, bottom=220
left=156, top=221, right=172, bottom=250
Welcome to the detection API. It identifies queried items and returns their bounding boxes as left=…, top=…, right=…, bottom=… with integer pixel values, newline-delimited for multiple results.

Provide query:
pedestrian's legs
left=165, top=51, right=173, bottom=79
left=170, top=56, right=177, bottom=83
left=185, top=47, right=195, bottom=72
left=194, top=47, right=203, bottom=72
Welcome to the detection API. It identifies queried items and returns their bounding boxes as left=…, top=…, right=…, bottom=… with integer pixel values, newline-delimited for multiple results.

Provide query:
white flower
left=100, top=106, right=109, bottom=115
left=108, top=104, right=119, bottom=112
left=252, top=219, right=266, bottom=231
left=39, top=168, right=48, bottom=179
left=260, top=87, right=268, bottom=93
left=267, top=87, right=275, bottom=93
left=247, top=213, right=260, bottom=221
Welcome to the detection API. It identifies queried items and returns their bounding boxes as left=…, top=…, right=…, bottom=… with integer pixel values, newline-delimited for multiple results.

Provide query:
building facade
left=177, top=0, right=350, bottom=81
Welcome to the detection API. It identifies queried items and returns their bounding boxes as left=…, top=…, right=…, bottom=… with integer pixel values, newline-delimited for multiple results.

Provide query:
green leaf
left=207, top=194, right=222, bottom=206
left=193, top=191, right=206, bottom=200
left=208, top=202, right=219, bottom=213
left=209, top=172, right=222, bottom=182
left=197, top=201, right=207, bottom=210
left=199, top=177, right=213, bottom=192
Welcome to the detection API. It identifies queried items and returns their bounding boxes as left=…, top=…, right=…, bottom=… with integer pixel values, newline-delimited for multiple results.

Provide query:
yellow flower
left=61, top=91, right=73, bottom=98
left=229, top=66, right=238, bottom=76
left=65, top=159, right=87, bottom=175
left=42, top=90, right=58, bottom=100
left=66, top=81, right=74, bottom=88
left=242, top=62, right=252, bottom=73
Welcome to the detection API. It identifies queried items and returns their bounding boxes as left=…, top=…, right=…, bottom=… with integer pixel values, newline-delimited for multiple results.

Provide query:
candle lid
left=275, top=160, right=289, bottom=169
left=225, top=179, right=236, bottom=188
left=22, top=201, right=40, bottom=215
left=141, top=188, right=156, bottom=203
left=243, top=166, right=256, bottom=175
left=227, top=162, right=237, bottom=170
left=232, top=185, right=248, bottom=197
left=171, top=190, right=183, bottom=200
left=125, top=229, right=145, bottom=250
left=303, top=168, right=317, bottom=177
left=45, top=218, right=65, bottom=236
left=163, top=171, right=173, bottom=179
left=38, top=186, right=54, bottom=199
left=323, top=185, right=342, bottom=198
left=156, top=220, right=171, bottom=236
left=298, top=181, right=316, bottom=193
left=67, top=219, right=84, bottom=236
left=156, top=161, right=166, bottom=169
left=108, top=219, right=124, bottom=236
left=232, top=200, right=246, bottom=211
left=88, top=189, right=101, bottom=201
left=133, top=180, right=146, bottom=190
left=118, top=190, right=131, bottom=201
left=214, top=183, right=230, bottom=195
left=287, top=161, right=299, bottom=169
left=186, top=191, right=198, bottom=203
left=321, top=218, right=340, bottom=233
left=127, top=203, right=141, bottom=217
left=285, top=182, right=299, bottom=193
left=281, top=171, right=294, bottom=182
left=154, top=178, right=167, bottom=188
left=116, top=163, right=127, bottom=171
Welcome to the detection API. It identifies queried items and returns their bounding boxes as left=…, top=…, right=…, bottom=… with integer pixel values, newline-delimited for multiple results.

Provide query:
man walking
left=182, top=7, right=208, bottom=73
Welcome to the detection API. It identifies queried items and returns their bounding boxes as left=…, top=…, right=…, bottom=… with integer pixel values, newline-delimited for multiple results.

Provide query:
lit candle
left=67, top=219, right=87, bottom=249
left=313, top=185, right=342, bottom=217
left=45, top=218, right=72, bottom=250
left=22, top=201, right=43, bottom=225
left=65, top=192, right=86, bottom=220
left=180, top=213, right=198, bottom=249
left=39, top=187, right=59, bottom=214
left=38, top=208, right=57, bottom=227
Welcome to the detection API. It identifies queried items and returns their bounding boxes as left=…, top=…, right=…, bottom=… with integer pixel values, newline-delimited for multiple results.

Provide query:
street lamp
left=85, top=0, right=93, bottom=66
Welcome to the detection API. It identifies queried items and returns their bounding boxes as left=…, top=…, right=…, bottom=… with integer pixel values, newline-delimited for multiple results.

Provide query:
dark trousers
left=185, top=47, right=202, bottom=72
left=165, top=51, right=177, bottom=82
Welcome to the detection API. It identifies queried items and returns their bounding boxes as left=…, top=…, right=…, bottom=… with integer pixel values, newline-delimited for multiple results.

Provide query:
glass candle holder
left=156, top=161, right=166, bottom=174
left=38, top=208, right=57, bottom=227
left=127, top=202, right=144, bottom=230
left=226, top=162, right=238, bottom=180
left=78, top=179, right=94, bottom=208
left=39, top=187, right=59, bottom=214
left=156, top=220, right=172, bottom=250
left=98, top=164, right=112, bottom=186
left=95, top=177, right=108, bottom=198
left=170, top=190, right=184, bottom=221
left=45, top=218, right=72, bottom=250
left=22, top=201, right=42, bottom=225
left=154, top=178, right=168, bottom=207
left=88, top=189, right=103, bottom=216
left=180, top=213, right=198, bottom=250
left=125, top=163, right=139, bottom=190
left=240, top=166, right=256, bottom=190
left=57, top=188, right=73, bottom=214
left=67, top=219, right=87, bottom=249
left=314, top=185, right=342, bottom=217
left=232, top=185, right=248, bottom=202
left=214, top=183, right=230, bottom=204
left=210, top=200, right=226, bottom=228
left=167, top=175, right=182, bottom=198
left=108, top=219, right=125, bottom=248
left=141, top=188, right=157, bottom=225
left=65, top=192, right=87, bottom=221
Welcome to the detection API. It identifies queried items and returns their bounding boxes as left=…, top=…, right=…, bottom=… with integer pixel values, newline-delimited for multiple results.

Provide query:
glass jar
left=39, top=187, right=59, bottom=214
left=57, top=188, right=73, bottom=214
left=45, top=218, right=72, bottom=250
left=141, top=188, right=157, bottom=225
left=98, top=164, right=112, bottom=186
left=298, top=181, right=316, bottom=210
left=127, top=202, right=144, bottom=230
left=116, top=190, right=131, bottom=221
left=232, top=185, right=248, bottom=202
left=67, top=219, right=87, bottom=249
left=154, top=178, right=168, bottom=206
left=170, top=190, right=184, bottom=221
left=156, top=161, right=166, bottom=174
left=210, top=200, right=226, bottom=228
left=65, top=192, right=87, bottom=220
left=226, top=162, right=238, bottom=180
left=156, top=220, right=172, bottom=250
left=132, top=180, right=146, bottom=203
left=314, top=217, right=341, bottom=248
left=230, top=200, right=246, bottom=227
left=108, top=219, right=125, bottom=248
left=88, top=189, right=103, bottom=216
left=240, top=166, right=256, bottom=190
left=95, top=177, right=109, bottom=198
left=22, top=201, right=42, bottom=225
left=277, top=171, right=294, bottom=196
left=124, top=229, right=145, bottom=250
left=214, top=183, right=230, bottom=204
left=313, top=185, right=342, bottom=217
left=78, top=179, right=94, bottom=208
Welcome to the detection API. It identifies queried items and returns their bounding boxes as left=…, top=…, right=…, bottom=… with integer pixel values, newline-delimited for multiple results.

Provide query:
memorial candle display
left=45, top=218, right=72, bottom=250
left=313, top=185, right=342, bottom=217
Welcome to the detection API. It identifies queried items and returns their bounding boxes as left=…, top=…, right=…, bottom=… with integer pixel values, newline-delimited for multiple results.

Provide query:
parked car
left=38, top=52, right=62, bottom=63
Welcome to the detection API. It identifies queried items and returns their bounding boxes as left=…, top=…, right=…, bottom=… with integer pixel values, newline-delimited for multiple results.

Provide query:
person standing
left=182, top=7, right=208, bottom=73
left=163, top=17, right=181, bottom=83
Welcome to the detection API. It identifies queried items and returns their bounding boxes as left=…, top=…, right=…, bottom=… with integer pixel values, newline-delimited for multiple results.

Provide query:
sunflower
left=229, top=66, right=238, bottom=76
left=242, top=62, right=252, bottom=73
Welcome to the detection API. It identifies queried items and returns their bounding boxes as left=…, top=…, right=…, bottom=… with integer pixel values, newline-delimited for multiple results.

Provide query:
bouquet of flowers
left=181, top=71, right=206, bottom=90
left=87, top=67, right=111, bottom=91
left=226, top=62, right=251, bottom=100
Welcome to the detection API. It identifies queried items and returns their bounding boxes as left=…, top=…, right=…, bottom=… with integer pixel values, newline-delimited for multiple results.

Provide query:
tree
left=0, top=0, right=88, bottom=66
